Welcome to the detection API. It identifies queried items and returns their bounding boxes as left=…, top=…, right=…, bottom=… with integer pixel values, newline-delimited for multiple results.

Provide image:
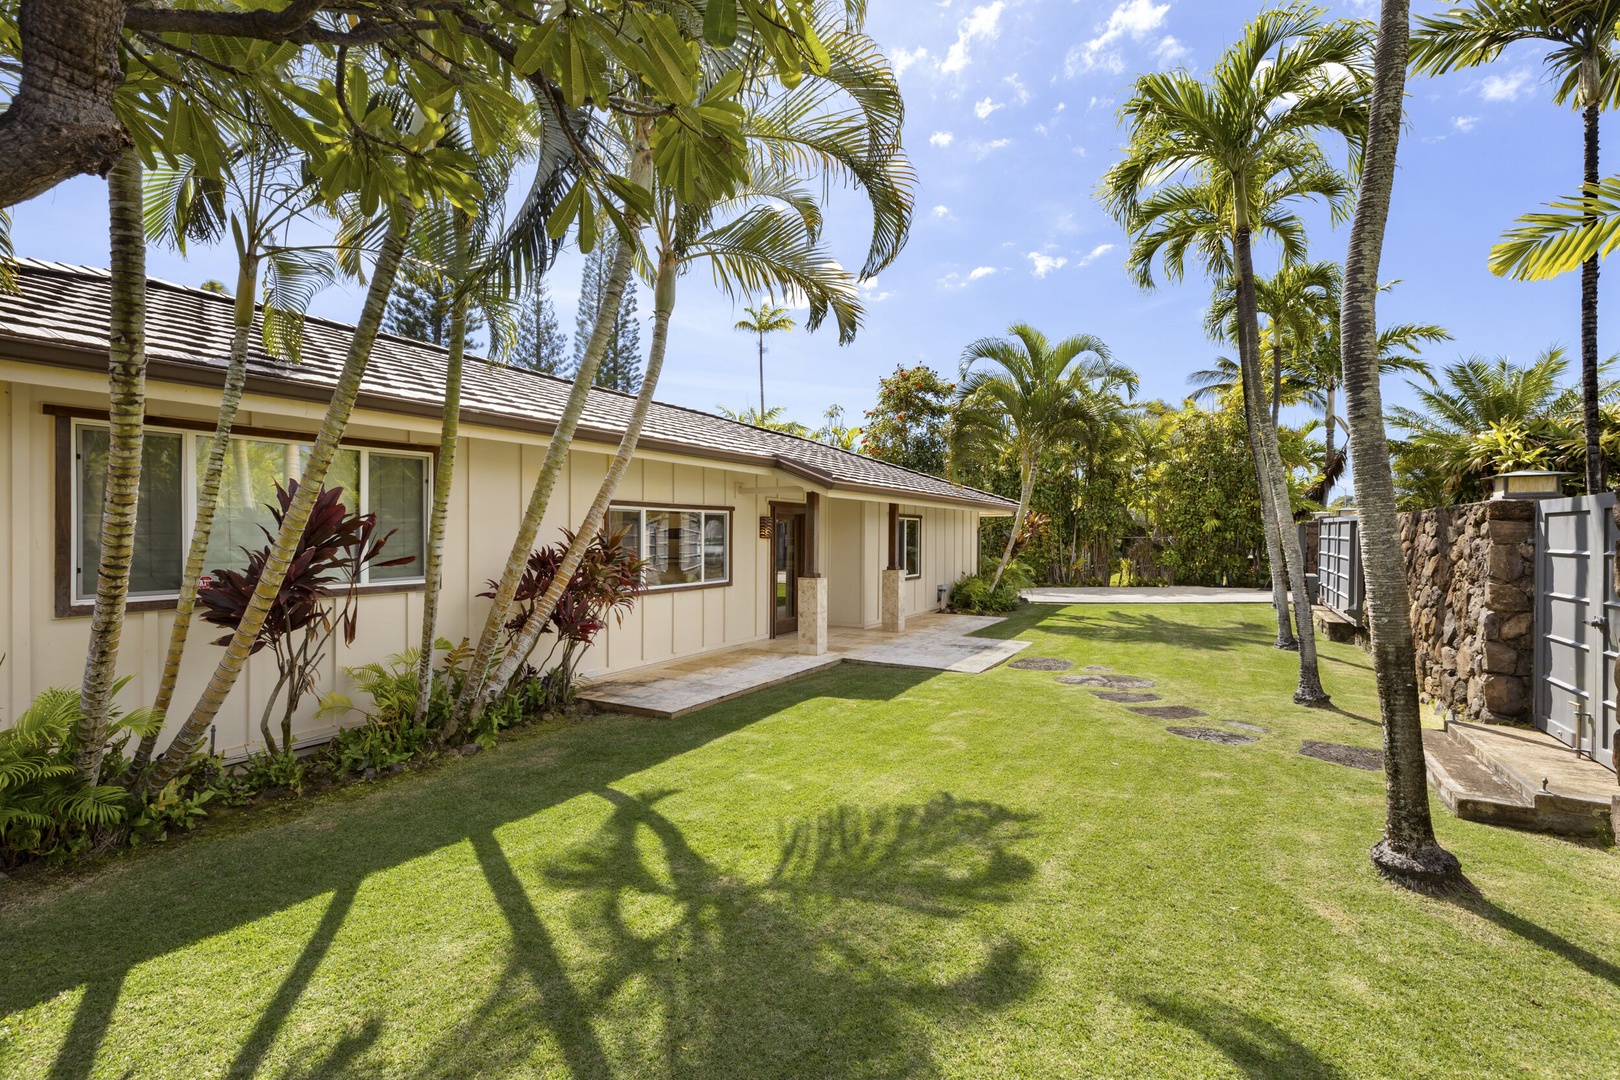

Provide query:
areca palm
left=735, top=302, right=796, bottom=416
left=132, top=127, right=333, bottom=773
left=949, top=326, right=1131, bottom=592
left=1099, top=5, right=1372, bottom=705
left=1412, top=0, right=1620, bottom=494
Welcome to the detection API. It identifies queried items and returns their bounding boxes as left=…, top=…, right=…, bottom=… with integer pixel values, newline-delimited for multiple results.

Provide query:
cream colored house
left=0, top=262, right=1013, bottom=759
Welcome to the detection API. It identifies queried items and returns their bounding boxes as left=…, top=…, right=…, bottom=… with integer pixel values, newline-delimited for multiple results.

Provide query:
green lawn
left=3, top=603, right=1618, bottom=1079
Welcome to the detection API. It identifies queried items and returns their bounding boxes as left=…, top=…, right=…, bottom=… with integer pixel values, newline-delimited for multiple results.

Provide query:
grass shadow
left=1127, top=990, right=1347, bottom=1080
left=1452, top=893, right=1620, bottom=990
left=1034, top=610, right=1263, bottom=653
left=408, top=788, right=1040, bottom=1078
left=3, top=666, right=940, bottom=1076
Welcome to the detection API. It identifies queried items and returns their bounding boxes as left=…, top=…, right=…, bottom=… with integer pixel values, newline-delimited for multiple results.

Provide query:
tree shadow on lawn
left=1450, top=893, right=1620, bottom=991
left=1034, top=610, right=1264, bottom=654
left=409, top=789, right=1041, bottom=1080
left=6, top=666, right=941, bottom=1080
left=1126, top=990, right=1348, bottom=1080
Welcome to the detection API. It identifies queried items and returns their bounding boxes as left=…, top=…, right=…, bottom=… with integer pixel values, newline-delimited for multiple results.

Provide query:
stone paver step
left=1423, top=726, right=1614, bottom=838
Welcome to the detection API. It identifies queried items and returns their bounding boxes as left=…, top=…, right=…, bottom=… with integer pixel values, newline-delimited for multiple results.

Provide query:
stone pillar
left=881, top=567, right=906, bottom=633
left=798, top=576, right=828, bottom=655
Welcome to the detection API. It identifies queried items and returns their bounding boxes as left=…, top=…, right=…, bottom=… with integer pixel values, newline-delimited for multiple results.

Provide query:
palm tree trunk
left=134, top=251, right=258, bottom=771
left=1323, top=382, right=1337, bottom=494
left=989, top=456, right=1035, bottom=592
left=1235, top=224, right=1328, bottom=704
left=74, top=151, right=146, bottom=783
left=144, top=204, right=415, bottom=793
left=413, top=212, right=472, bottom=726
left=1272, top=334, right=1283, bottom=427
left=1240, top=357, right=1297, bottom=647
left=449, top=119, right=653, bottom=739
left=1582, top=100, right=1603, bottom=495
left=758, top=329, right=765, bottom=418
left=481, top=242, right=680, bottom=702
left=1343, top=0, right=1462, bottom=892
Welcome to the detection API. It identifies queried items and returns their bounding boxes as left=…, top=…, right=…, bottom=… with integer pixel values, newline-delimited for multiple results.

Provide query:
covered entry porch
left=579, top=612, right=1029, bottom=718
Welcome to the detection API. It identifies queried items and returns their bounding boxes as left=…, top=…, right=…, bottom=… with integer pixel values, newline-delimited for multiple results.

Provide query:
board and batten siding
left=0, top=368, right=779, bottom=760
left=822, top=498, right=981, bottom=628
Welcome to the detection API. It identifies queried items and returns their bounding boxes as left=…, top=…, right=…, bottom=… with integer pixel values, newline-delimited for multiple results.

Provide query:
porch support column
left=882, top=501, right=905, bottom=633
left=798, top=492, right=827, bottom=654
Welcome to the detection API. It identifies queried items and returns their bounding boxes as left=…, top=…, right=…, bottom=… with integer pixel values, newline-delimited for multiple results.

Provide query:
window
left=901, top=516, right=922, bottom=579
left=608, top=505, right=731, bottom=590
left=68, top=418, right=430, bottom=606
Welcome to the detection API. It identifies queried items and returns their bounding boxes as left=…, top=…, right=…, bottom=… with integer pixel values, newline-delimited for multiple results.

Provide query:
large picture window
left=607, top=505, right=731, bottom=590
left=68, top=418, right=430, bottom=606
left=900, top=516, right=922, bottom=579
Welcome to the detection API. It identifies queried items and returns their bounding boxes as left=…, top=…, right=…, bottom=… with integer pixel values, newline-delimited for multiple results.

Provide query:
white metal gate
left=1534, top=494, right=1617, bottom=769
left=1316, top=514, right=1364, bottom=621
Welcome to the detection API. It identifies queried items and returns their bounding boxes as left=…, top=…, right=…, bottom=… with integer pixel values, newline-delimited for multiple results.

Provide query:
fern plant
left=0, top=684, right=160, bottom=865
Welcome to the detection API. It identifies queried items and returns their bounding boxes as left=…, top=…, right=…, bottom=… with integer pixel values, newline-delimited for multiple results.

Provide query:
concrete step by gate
left=1423, top=722, right=1617, bottom=839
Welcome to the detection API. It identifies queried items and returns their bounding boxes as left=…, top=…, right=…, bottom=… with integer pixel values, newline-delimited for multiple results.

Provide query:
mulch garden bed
left=1298, top=741, right=1384, bottom=771
left=1055, top=674, right=1157, bottom=690
left=1167, top=727, right=1259, bottom=746
left=1008, top=657, right=1074, bottom=671
left=1127, top=705, right=1207, bottom=720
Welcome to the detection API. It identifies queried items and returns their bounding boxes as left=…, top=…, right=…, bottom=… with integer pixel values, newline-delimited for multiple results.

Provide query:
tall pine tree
left=572, top=246, right=642, bottom=392
left=384, top=276, right=484, bottom=348
left=511, top=279, right=569, bottom=374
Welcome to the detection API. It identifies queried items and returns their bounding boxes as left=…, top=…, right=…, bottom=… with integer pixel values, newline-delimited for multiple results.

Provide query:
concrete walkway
left=579, top=613, right=1029, bottom=718
left=1024, top=586, right=1274, bottom=604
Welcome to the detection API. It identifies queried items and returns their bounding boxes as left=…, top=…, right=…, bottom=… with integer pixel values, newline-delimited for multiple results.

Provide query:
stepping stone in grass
left=1299, top=741, right=1383, bottom=771
left=1085, top=665, right=1112, bottom=671
left=1055, top=674, right=1156, bottom=690
left=1128, top=704, right=1207, bottom=720
left=1168, top=727, right=1258, bottom=746
left=1091, top=690, right=1160, bottom=703
left=1221, top=720, right=1270, bottom=735
left=1009, top=657, right=1073, bottom=671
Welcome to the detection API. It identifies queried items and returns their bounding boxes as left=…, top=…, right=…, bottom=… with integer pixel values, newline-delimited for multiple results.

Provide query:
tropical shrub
left=318, top=647, right=447, bottom=773
left=949, top=561, right=1031, bottom=615
left=479, top=527, right=646, bottom=713
left=0, top=686, right=159, bottom=866
left=198, top=479, right=413, bottom=754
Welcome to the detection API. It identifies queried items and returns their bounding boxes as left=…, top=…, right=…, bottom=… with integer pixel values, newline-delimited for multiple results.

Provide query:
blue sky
left=10, top=1, right=1612, bottom=433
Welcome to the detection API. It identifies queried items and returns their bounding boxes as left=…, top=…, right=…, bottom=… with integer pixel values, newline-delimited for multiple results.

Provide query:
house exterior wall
left=0, top=363, right=996, bottom=759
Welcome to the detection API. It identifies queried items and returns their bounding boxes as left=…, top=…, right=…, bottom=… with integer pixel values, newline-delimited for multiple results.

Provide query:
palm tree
left=73, top=151, right=147, bottom=783
left=1099, top=6, right=1372, bottom=705
left=454, top=9, right=912, bottom=727
left=817, top=404, right=863, bottom=450
left=134, top=128, right=332, bottom=773
left=1412, top=0, right=1620, bottom=496
left=735, top=301, right=796, bottom=416
left=718, top=404, right=813, bottom=435
left=1345, top=0, right=1465, bottom=892
left=950, top=325, right=1131, bottom=592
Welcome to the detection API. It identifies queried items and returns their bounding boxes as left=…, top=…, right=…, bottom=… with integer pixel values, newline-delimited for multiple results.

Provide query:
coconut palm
left=735, top=302, right=796, bottom=416
left=718, top=404, right=813, bottom=435
left=949, top=326, right=1131, bottom=592
left=1098, top=5, right=1373, bottom=704
left=1345, top=0, right=1466, bottom=892
left=133, top=128, right=333, bottom=772
left=1412, top=0, right=1620, bottom=496
left=73, top=151, right=147, bottom=783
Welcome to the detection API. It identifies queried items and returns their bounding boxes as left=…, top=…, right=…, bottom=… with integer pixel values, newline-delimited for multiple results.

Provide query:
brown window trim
left=611, top=503, right=735, bottom=593
left=900, top=515, right=923, bottom=580
left=43, top=404, right=433, bottom=454
left=54, top=411, right=435, bottom=618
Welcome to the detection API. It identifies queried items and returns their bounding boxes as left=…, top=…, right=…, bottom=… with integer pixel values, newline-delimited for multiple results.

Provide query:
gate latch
left=1588, top=616, right=1610, bottom=632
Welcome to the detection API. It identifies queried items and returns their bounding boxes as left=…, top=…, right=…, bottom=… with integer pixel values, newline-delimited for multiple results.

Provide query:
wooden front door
left=771, top=505, right=805, bottom=637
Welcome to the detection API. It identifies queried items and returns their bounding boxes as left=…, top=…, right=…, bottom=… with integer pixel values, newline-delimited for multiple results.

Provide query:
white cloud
left=859, top=277, right=893, bottom=303
left=931, top=204, right=952, bottom=219
left=1480, top=68, right=1533, bottom=102
left=1155, top=35, right=1190, bottom=67
left=930, top=130, right=955, bottom=148
left=938, top=265, right=1000, bottom=289
left=1067, top=0, right=1170, bottom=76
left=1027, top=251, right=1068, bottom=278
left=974, top=96, right=1003, bottom=119
left=942, top=2, right=1005, bottom=75
left=1452, top=115, right=1478, bottom=133
left=1076, top=243, right=1116, bottom=267
left=1005, top=74, right=1030, bottom=105
left=973, top=138, right=1012, bottom=158
left=892, top=46, right=929, bottom=76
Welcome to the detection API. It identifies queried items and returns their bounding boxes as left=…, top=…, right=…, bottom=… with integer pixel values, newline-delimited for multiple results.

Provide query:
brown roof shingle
left=0, top=260, right=1014, bottom=512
